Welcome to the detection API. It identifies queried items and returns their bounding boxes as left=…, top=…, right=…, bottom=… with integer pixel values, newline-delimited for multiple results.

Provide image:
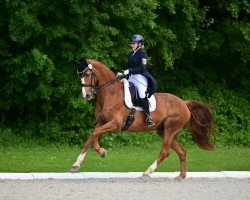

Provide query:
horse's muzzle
left=84, top=91, right=95, bottom=100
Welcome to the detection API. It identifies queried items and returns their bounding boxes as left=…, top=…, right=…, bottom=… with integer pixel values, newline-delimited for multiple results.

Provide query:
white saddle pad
left=121, top=79, right=156, bottom=112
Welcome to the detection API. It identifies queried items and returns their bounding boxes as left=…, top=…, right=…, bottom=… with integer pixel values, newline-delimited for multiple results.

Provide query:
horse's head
left=75, top=59, right=98, bottom=100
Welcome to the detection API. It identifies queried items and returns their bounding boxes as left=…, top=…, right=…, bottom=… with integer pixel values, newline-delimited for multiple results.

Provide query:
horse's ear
left=74, top=59, right=81, bottom=66
left=74, top=58, right=89, bottom=72
left=74, top=58, right=88, bottom=66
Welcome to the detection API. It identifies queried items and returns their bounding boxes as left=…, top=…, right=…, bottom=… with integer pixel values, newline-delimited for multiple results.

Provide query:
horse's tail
left=185, top=100, right=215, bottom=151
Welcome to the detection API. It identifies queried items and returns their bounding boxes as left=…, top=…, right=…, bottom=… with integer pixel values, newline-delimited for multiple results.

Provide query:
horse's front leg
left=71, top=135, right=94, bottom=172
left=93, top=136, right=107, bottom=158
left=71, top=120, right=119, bottom=172
left=92, top=121, right=120, bottom=158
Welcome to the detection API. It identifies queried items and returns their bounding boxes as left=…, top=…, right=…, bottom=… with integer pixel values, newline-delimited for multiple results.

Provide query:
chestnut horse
left=71, top=59, right=215, bottom=180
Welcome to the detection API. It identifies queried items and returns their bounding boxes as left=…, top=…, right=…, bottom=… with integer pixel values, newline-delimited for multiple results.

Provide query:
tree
left=0, top=0, right=248, bottom=146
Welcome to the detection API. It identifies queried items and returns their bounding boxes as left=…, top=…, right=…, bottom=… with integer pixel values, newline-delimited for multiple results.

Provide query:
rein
left=95, top=76, right=120, bottom=92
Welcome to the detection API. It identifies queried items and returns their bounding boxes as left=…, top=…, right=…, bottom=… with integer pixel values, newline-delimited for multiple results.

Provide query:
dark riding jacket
left=126, top=48, right=158, bottom=98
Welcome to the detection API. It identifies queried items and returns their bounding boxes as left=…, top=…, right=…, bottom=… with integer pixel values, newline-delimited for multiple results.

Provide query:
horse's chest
left=95, top=108, right=114, bottom=123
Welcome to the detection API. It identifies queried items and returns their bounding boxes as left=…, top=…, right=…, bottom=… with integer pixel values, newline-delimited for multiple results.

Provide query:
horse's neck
left=92, top=61, right=112, bottom=82
left=92, top=61, right=123, bottom=106
left=96, top=83, right=123, bottom=107
left=98, top=75, right=113, bottom=86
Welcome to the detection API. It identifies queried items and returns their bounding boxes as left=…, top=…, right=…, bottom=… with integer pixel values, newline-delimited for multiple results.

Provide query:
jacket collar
left=132, top=47, right=142, bottom=56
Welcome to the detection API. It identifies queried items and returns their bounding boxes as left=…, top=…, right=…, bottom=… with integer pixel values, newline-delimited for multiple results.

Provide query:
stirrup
left=146, top=117, right=155, bottom=127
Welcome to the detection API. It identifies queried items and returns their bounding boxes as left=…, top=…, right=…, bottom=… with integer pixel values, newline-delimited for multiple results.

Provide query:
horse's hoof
left=141, top=173, right=151, bottom=179
left=99, top=148, right=107, bottom=158
left=174, top=175, right=185, bottom=181
left=70, top=165, right=80, bottom=173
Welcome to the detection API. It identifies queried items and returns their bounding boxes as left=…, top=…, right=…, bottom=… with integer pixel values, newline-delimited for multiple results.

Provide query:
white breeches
left=128, top=74, right=148, bottom=98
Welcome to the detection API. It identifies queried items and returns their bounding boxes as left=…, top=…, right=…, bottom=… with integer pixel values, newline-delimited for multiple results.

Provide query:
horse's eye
left=77, top=72, right=84, bottom=78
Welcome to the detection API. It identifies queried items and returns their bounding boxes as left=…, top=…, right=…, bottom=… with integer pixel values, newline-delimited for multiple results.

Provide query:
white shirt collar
left=132, top=47, right=142, bottom=56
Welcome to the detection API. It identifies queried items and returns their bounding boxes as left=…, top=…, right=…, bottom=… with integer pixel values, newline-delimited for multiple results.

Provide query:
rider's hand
left=123, top=69, right=129, bottom=75
left=117, top=72, right=123, bottom=77
left=116, top=70, right=129, bottom=79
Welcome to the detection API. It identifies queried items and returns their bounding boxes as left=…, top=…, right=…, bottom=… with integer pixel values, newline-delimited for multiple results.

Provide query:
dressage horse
left=71, top=59, right=215, bottom=180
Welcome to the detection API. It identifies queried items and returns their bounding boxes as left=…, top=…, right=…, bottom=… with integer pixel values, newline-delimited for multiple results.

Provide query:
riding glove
left=117, top=69, right=129, bottom=78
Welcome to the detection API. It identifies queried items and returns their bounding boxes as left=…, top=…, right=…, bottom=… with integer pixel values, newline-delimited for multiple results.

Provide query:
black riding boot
left=141, top=97, right=155, bottom=127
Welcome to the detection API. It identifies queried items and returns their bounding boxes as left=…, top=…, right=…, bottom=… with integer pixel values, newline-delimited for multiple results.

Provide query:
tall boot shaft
left=140, top=97, right=155, bottom=127
left=141, top=97, right=150, bottom=117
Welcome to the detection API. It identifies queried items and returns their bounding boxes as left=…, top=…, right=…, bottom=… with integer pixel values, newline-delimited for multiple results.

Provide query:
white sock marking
left=73, top=152, right=87, bottom=167
left=144, top=160, right=158, bottom=175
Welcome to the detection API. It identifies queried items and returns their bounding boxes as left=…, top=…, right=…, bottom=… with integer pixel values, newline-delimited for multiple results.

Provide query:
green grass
left=0, top=142, right=249, bottom=172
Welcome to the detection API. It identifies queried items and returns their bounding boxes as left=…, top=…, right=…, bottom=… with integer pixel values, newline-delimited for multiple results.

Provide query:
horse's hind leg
left=142, top=116, right=182, bottom=178
left=171, top=137, right=187, bottom=180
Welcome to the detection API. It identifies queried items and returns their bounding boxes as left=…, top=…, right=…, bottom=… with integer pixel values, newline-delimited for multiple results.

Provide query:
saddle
left=122, top=79, right=156, bottom=112
left=121, top=79, right=156, bottom=131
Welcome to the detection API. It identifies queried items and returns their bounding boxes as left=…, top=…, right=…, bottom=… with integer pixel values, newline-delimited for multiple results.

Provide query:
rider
left=117, top=34, right=158, bottom=127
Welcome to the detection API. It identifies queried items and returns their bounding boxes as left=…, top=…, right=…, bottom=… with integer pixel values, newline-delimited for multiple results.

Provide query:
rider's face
left=130, top=42, right=139, bottom=50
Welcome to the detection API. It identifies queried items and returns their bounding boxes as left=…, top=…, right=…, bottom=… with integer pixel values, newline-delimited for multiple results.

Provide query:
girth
left=122, top=107, right=136, bottom=131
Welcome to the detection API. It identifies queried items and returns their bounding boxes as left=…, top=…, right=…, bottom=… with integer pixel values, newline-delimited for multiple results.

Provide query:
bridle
left=77, top=62, right=120, bottom=95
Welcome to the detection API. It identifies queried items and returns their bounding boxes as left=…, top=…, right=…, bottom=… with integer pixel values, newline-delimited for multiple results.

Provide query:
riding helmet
left=130, top=34, right=144, bottom=43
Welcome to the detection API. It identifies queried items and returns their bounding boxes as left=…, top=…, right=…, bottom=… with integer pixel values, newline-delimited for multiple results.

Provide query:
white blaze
left=81, top=78, right=87, bottom=98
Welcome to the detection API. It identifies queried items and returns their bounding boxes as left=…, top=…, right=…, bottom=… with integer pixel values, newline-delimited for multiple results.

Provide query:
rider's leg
left=129, top=74, right=155, bottom=127
left=140, top=96, right=155, bottom=127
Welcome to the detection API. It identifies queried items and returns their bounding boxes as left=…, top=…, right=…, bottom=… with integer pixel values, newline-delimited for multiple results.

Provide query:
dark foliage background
left=0, top=0, right=249, bottom=147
